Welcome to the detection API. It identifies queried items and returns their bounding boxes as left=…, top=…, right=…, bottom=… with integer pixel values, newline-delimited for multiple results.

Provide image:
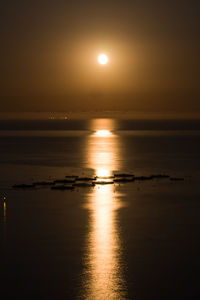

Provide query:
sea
left=0, top=117, right=200, bottom=300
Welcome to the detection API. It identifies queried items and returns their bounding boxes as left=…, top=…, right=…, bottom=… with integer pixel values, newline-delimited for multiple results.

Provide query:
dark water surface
left=0, top=118, right=200, bottom=299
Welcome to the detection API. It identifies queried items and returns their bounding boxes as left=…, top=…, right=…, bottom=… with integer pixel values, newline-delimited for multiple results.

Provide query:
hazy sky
left=1, top=0, right=199, bottom=112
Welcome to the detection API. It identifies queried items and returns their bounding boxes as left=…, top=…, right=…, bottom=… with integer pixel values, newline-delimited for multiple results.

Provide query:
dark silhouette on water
left=12, top=172, right=186, bottom=191
left=114, top=177, right=134, bottom=182
left=12, top=184, right=35, bottom=189
left=94, top=180, right=114, bottom=185
left=114, top=173, right=134, bottom=177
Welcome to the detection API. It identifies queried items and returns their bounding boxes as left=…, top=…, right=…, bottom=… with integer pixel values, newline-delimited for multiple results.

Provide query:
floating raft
left=11, top=172, right=185, bottom=190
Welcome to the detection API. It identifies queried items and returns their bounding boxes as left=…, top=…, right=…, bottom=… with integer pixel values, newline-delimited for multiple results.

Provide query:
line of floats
left=12, top=173, right=185, bottom=190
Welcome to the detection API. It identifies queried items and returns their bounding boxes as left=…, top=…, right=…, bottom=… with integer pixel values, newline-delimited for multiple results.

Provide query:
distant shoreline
left=0, top=111, right=200, bottom=120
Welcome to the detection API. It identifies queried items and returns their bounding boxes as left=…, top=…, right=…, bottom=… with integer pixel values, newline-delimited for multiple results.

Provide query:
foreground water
left=0, top=118, right=200, bottom=299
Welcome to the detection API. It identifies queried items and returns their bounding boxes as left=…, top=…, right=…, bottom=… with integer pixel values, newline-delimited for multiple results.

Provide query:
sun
left=98, top=54, right=109, bottom=65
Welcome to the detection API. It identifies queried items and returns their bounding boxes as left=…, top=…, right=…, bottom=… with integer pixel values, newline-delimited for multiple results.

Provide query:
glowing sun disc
left=98, top=54, right=109, bottom=65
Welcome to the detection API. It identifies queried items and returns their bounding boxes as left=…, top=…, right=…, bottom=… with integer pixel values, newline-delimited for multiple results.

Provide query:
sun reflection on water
left=81, top=119, right=127, bottom=300
left=94, top=130, right=112, bottom=138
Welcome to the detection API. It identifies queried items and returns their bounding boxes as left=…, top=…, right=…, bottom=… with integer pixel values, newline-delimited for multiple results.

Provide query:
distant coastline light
left=98, top=54, right=109, bottom=65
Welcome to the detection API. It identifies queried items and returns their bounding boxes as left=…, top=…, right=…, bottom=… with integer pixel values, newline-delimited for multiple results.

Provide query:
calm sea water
left=0, top=118, right=200, bottom=299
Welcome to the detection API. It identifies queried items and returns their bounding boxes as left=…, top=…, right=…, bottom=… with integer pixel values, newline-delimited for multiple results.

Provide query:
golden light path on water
left=81, top=119, right=128, bottom=300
